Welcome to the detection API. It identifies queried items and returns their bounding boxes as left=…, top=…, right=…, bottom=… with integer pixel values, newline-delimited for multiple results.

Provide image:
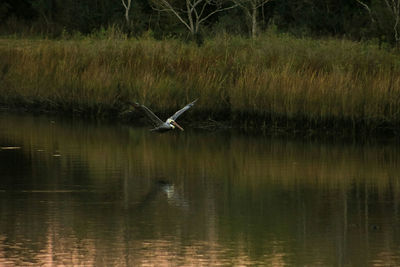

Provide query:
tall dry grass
left=1, top=34, right=400, bottom=134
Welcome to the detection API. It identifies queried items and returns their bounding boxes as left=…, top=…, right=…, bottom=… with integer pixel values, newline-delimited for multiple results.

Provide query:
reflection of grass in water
left=1, top=35, right=400, bottom=133
left=2, top=114, right=400, bottom=266
left=1, top=113, right=400, bottom=194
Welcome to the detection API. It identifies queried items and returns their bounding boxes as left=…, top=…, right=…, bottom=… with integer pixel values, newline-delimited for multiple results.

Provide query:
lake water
left=1, top=112, right=400, bottom=266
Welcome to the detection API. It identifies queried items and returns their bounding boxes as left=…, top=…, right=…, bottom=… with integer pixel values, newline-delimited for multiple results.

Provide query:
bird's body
left=134, top=99, right=197, bottom=133
left=149, top=124, right=174, bottom=133
left=149, top=121, right=175, bottom=132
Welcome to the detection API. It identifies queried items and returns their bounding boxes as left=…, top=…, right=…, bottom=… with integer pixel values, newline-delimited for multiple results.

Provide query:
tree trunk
left=125, top=9, right=129, bottom=25
left=251, top=6, right=257, bottom=38
left=122, top=0, right=131, bottom=26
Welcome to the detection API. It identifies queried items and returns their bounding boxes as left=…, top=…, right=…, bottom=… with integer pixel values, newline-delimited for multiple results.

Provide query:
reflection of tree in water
left=215, top=180, right=400, bottom=266
left=1, top=113, right=400, bottom=265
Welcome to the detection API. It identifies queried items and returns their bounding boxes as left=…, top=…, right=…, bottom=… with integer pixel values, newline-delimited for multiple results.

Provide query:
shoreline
left=1, top=104, right=399, bottom=140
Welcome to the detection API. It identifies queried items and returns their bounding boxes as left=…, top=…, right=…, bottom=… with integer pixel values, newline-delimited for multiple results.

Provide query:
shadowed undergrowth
left=1, top=34, right=400, bottom=136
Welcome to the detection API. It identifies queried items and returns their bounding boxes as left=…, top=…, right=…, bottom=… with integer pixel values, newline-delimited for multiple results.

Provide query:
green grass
left=1, top=33, right=400, bottom=135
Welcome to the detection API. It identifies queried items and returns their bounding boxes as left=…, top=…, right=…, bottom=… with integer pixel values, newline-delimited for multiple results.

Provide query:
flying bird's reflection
left=158, top=180, right=189, bottom=209
left=133, top=179, right=189, bottom=211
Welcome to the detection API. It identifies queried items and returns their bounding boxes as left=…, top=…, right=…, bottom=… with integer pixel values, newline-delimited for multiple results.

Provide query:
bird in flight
left=134, top=99, right=197, bottom=133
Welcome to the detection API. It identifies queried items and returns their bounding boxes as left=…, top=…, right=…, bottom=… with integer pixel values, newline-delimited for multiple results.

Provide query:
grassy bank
left=1, top=34, right=400, bottom=135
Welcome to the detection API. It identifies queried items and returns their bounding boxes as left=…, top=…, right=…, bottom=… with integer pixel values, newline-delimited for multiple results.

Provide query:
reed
left=1, top=34, right=400, bottom=134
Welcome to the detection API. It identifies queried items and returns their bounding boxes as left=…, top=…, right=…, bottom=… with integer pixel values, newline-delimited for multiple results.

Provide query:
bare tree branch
left=355, top=0, right=375, bottom=23
left=384, top=0, right=400, bottom=41
left=355, top=0, right=400, bottom=43
left=150, top=0, right=238, bottom=36
left=198, top=3, right=238, bottom=24
left=232, top=0, right=274, bottom=38
left=158, top=0, right=193, bottom=31
left=121, top=0, right=132, bottom=25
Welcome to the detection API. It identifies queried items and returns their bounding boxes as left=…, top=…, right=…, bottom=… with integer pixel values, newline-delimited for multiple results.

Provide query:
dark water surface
left=1, top=112, right=400, bottom=266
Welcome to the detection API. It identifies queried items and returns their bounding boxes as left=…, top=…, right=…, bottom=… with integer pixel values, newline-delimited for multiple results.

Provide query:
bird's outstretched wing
left=169, top=99, right=198, bottom=121
left=133, top=102, right=164, bottom=127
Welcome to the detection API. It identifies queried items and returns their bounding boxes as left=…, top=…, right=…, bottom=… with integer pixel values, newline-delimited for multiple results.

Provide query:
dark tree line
left=0, top=0, right=399, bottom=45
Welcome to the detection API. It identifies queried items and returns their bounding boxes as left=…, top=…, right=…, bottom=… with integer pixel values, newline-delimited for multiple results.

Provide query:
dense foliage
left=0, top=0, right=399, bottom=45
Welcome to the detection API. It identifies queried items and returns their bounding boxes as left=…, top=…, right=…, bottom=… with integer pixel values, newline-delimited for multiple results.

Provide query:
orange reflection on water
left=0, top=230, right=293, bottom=266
